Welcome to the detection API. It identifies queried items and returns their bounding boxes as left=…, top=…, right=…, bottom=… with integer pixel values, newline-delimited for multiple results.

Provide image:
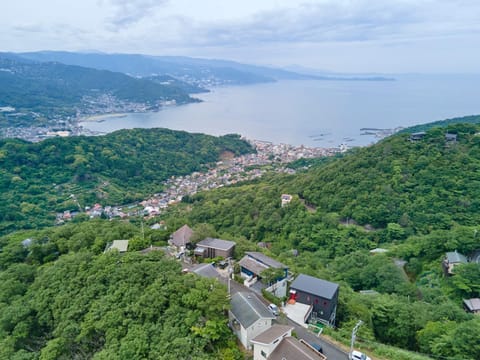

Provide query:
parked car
left=349, top=350, right=371, bottom=360
left=267, top=303, right=279, bottom=316
left=309, top=342, right=323, bottom=353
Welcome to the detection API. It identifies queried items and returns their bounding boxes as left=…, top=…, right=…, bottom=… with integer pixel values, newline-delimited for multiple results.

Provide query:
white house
left=251, top=325, right=294, bottom=360
left=229, top=292, right=275, bottom=350
left=251, top=325, right=326, bottom=360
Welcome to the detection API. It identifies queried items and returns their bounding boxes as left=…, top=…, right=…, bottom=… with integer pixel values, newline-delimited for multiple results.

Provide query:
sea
left=80, top=74, right=480, bottom=148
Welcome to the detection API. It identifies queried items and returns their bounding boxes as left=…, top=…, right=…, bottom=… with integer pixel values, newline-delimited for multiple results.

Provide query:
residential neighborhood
left=56, top=139, right=338, bottom=223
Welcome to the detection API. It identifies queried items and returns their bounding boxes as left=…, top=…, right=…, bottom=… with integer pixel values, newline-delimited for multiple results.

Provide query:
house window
left=261, top=350, right=267, bottom=358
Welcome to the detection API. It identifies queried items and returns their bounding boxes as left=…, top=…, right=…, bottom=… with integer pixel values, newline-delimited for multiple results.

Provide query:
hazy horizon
left=3, top=1, right=480, bottom=74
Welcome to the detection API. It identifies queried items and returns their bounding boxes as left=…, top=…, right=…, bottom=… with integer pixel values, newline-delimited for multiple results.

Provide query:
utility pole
left=350, top=320, right=363, bottom=358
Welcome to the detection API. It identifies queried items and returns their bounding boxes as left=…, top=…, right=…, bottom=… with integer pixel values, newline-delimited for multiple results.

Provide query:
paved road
left=184, top=260, right=349, bottom=360
left=222, top=272, right=349, bottom=360
left=284, top=318, right=349, bottom=360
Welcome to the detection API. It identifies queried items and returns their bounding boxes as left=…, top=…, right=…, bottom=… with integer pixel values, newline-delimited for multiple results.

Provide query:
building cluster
left=56, top=138, right=336, bottom=223
left=80, top=93, right=157, bottom=115
left=139, top=140, right=337, bottom=217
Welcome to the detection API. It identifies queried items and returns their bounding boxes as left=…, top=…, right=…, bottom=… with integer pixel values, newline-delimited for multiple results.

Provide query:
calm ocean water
left=81, top=75, right=480, bottom=147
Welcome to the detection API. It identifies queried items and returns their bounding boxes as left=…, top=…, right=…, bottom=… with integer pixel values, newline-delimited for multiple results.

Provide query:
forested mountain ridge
left=0, top=129, right=253, bottom=234
left=172, top=123, right=480, bottom=242
left=292, top=122, right=480, bottom=231
left=17, top=51, right=394, bottom=84
left=0, top=55, right=197, bottom=128
left=399, top=114, right=480, bottom=134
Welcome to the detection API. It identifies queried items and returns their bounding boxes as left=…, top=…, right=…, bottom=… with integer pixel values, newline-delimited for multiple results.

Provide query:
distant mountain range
left=17, top=51, right=394, bottom=84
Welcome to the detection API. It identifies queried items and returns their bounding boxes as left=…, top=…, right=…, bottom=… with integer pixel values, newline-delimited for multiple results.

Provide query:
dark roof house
left=289, top=274, right=339, bottom=325
left=409, top=132, right=426, bottom=141
left=445, top=133, right=458, bottom=142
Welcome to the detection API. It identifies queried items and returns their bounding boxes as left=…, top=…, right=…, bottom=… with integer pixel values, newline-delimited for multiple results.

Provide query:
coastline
left=80, top=113, right=128, bottom=122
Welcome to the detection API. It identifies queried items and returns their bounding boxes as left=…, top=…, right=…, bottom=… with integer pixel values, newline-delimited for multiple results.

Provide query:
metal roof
left=446, top=251, right=468, bottom=264
left=245, top=252, right=287, bottom=269
left=108, top=240, right=129, bottom=253
left=268, top=337, right=326, bottom=360
left=251, top=325, right=293, bottom=345
left=192, top=263, right=222, bottom=280
left=239, top=256, right=268, bottom=275
left=197, top=237, right=236, bottom=251
left=463, top=298, right=480, bottom=312
left=290, top=274, right=339, bottom=300
left=230, top=292, right=275, bottom=328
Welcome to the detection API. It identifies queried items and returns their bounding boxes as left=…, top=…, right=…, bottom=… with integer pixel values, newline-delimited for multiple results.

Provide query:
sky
left=3, top=0, right=480, bottom=73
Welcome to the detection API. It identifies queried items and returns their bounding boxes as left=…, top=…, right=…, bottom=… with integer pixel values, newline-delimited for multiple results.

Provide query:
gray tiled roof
left=290, top=274, right=339, bottom=300
left=463, top=298, right=480, bottom=312
left=192, top=263, right=222, bottom=280
left=230, top=292, right=275, bottom=328
left=251, top=325, right=293, bottom=345
left=197, top=237, right=236, bottom=251
left=239, top=256, right=268, bottom=275
left=446, top=251, right=468, bottom=264
left=245, top=252, right=287, bottom=269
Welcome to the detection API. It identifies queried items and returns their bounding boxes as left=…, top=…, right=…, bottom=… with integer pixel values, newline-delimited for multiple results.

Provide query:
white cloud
left=1, top=0, right=480, bottom=72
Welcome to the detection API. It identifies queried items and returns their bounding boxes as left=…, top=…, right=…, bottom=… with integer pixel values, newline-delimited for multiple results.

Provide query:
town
left=56, top=140, right=342, bottom=223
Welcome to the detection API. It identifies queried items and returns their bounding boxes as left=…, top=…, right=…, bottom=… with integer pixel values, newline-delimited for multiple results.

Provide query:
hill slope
left=0, top=129, right=253, bottom=234
left=0, top=55, right=197, bottom=128
left=156, top=122, right=480, bottom=359
left=0, top=220, right=238, bottom=359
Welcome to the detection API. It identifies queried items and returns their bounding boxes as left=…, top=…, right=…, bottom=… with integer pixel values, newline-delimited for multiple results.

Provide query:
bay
left=80, top=74, right=480, bottom=148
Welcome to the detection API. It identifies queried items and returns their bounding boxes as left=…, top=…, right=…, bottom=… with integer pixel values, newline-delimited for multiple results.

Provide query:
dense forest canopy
left=0, top=221, right=240, bottom=360
left=0, top=129, right=253, bottom=234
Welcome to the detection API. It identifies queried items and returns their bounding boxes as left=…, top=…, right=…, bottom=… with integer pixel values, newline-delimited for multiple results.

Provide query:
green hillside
left=399, top=114, right=480, bottom=134
left=0, top=129, right=253, bottom=234
left=0, top=221, right=239, bottom=359
left=1, top=122, right=480, bottom=359
left=0, top=55, right=198, bottom=128
left=156, top=122, right=480, bottom=359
